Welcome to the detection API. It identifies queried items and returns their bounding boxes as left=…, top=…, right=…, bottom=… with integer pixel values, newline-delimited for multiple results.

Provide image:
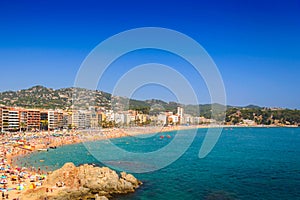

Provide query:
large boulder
left=23, top=162, right=142, bottom=200
left=120, top=172, right=140, bottom=186
left=45, top=162, right=79, bottom=188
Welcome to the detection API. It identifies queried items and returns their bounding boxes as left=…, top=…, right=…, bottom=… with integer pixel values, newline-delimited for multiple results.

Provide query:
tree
left=68, top=124, right=72, bottom=130
left=41, top=120, right=48, bottom=131
left=20, top=122, right=26, bottom=132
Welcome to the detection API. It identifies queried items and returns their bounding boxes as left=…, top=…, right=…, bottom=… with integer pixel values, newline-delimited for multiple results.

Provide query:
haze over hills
left=0, top=85, right=299, bottom=125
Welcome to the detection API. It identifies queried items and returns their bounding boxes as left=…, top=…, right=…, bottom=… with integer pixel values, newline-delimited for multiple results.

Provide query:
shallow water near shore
left=16, top=128, right=300, bottom=199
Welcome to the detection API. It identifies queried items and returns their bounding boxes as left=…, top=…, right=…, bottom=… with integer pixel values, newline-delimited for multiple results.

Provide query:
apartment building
left=8, top=109, right=19, bottom=131
left=72, top=110, right=91, bottom=129
left=48, top=110, right=58, bottom=130
left=177, top=107, right=184, bottom=124
left=57, top=111, right=64, bottom=129
left=0, top=106, right=3, bottom=132
left=0, top=107, right=1, bottom=131
left=1, top=106, right=72, bottom=132
left=157, top=112, right=168, bottom=125
left=168, top=115, right=179, bottom=124
left=90, top=111, right=102, bottom=128
left=0, top=106, right=9, bottom=132
left=27, top=109, right=40, bottom=131
left=40, top=110, right=48, bottom=130
left=40, top=110, right=67, bottom=130
left=19, top=109, right=28, bottom=131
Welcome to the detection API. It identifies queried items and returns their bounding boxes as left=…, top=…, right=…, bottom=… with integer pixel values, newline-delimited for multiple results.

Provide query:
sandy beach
left=0, top=125, right=175, bottom=199
left=1, top=124, right=295, bottom=199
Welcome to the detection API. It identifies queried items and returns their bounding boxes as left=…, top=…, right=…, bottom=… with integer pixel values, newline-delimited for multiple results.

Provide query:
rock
left=45, top=162, right=79, bottom=188
left=120, top=172, right=140, bottom=186
left=24, top=162, right=142, bottom=200
left=95, top=194, right=109, bottom=200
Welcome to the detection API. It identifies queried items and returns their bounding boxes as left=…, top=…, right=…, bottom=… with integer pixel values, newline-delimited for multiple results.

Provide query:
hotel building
left=26, top=109, right=40, bottom=131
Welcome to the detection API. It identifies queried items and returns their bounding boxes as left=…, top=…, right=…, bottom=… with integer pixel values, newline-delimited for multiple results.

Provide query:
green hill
left=0, top=86, right=299, bottom=125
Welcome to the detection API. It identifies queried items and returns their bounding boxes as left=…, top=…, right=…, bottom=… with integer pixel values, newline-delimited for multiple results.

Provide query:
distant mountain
left=0, top=86, right=299, bottom=125
left=244, top=104, right=262, bottom=109
left=0, top=85, right=111, bottom=110
left=0, top=86, right=178, bottom=112
left=0, top=86, right=225, bottom=117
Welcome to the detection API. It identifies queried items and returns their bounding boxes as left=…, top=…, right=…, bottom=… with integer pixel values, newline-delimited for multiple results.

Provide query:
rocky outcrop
left=23, top=162, right=142, bottom=200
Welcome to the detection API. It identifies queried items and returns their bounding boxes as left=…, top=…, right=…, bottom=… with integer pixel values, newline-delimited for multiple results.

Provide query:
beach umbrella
left=29, top=175, right=36, bottom=182
left=18, top=184, right=24, bottom=190
left=19, top=172, right=26, bottom=177
left=0, top=179, right=7, bottom=184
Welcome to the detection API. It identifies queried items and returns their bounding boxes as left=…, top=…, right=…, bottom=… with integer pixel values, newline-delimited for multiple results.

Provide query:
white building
left=157, top=113, right=167, bottom=125
left=169, top=115, right=179, bottom=124
left=177, top=107, right=184, bottom=124
left=72, top=110, right=91, bottom=129
left=182, top=114, right=192, bottom=124
left=8, top=110, right=19, bottom=131
left=124, top=114, right=132, bottom=125
left=48, top=110, right=58, bottom=130
left=1, top=108, right=9, bottom=132
left=114, top=113, right=122, bottom=124
left=105, top=110, right=115, bottom=122
left=1, top=108, right=19, bottom=132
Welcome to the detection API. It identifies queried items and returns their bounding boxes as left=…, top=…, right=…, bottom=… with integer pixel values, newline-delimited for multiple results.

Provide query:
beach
left=10, top=127, right=300, bottom=200
left=1, top=124, right=298, bottom=199
left=1, top=125, right=197, bottom=199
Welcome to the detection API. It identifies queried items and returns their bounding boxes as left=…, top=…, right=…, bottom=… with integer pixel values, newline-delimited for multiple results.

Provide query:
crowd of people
left=0, top=130, right=82, bottom=200
left=0, top=125, right=191, bottom=199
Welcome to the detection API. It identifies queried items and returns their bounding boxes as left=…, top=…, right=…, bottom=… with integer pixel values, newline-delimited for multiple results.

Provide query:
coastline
left=10, top=124, right=300, bottom=167
left=2, top=124, right=299, bottom=199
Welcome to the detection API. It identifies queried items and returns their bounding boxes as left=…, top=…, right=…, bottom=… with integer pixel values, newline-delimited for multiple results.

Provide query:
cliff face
left=23, top=162, right=142, bottom=200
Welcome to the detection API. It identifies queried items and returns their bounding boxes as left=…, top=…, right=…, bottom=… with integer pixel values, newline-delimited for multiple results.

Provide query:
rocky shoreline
left=21, top=162, right=142, bottom=200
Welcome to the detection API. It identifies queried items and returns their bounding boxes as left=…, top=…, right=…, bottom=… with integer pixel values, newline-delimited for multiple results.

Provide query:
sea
left=16, top=127, right=300, bottom=200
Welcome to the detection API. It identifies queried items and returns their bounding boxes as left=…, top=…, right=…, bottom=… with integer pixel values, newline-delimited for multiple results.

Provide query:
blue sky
left=0, top=0, right=299, bottom=108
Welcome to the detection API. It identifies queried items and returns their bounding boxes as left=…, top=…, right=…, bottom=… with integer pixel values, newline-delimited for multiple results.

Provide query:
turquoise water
left=17, top=128, right=300, bottom=199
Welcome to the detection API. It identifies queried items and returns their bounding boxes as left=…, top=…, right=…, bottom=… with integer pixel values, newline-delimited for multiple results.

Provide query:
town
left=1, top=86, right=299, bottom=133
left=0, top=105, right=217, bottom=132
